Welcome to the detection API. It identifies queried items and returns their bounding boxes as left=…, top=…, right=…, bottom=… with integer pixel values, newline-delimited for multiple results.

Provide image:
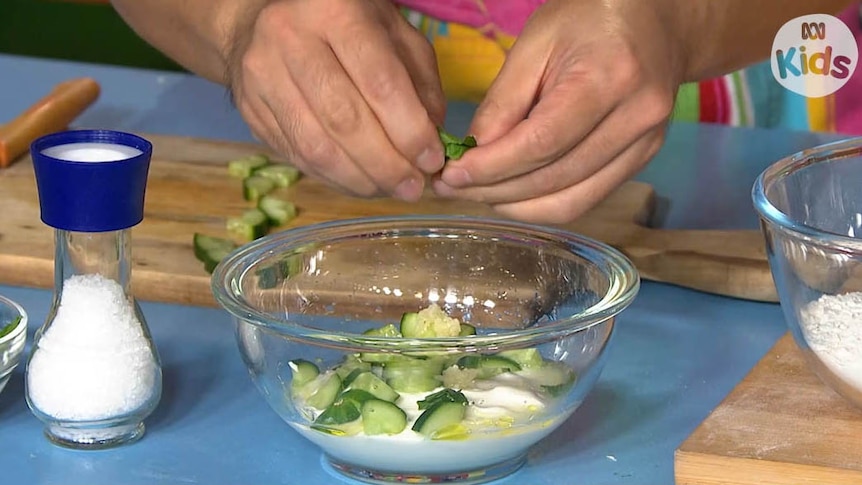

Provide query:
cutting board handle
left=621, top=226, right=778, bottom=302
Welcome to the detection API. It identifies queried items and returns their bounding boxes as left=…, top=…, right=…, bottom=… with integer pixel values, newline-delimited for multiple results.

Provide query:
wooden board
left=0, top=133, right=776, bottom=307
left=675, top=333, right=862, bottom=485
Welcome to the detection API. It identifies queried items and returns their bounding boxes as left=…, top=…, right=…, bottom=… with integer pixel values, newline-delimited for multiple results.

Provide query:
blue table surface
left=0, top=53, right=848, bottom=485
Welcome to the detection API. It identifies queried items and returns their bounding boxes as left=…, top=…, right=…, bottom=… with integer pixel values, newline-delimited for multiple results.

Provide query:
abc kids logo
left=772, top=14, right=858, bottom=98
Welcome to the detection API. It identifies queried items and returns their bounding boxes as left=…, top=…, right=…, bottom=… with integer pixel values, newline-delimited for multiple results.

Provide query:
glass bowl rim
left=752, top=136, right=862, bottom=248
left=211, top=215, right=640, bottom=350
left=0, top=293, right=27, bottom=346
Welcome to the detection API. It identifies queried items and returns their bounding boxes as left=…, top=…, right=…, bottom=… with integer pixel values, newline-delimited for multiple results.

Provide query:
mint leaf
left=0, top=315, right=21, bottom=339
left=437, top=128, right=477, bottom=161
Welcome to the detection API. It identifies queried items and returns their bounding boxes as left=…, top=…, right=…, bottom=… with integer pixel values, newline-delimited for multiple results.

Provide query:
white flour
left=799, top=292, right=862, bottom=390
left=27, top=274, right=158, bottom=422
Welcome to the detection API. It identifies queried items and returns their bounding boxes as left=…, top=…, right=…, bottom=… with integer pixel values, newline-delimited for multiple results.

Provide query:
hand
left=227, top=0, right=446, bottom=201
left=432, top=0, right=684, bottom=223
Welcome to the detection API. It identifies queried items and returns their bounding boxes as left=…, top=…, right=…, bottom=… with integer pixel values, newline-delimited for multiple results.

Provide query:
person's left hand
left=431, top=0, right=685, bottom=224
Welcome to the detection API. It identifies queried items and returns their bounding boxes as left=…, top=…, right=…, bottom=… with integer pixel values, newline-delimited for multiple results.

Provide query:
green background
left=0, top=0, right=184, bottom=71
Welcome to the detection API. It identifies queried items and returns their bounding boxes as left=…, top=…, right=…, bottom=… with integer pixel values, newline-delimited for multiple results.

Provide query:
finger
left=327, top=14, right=444, bottom=174
left=282, top=37, right=426, bottom=201
left=440, top=76, right=615, bottom=188
left=467, top=30, right=551, bottom=145
left=241, top=75, right=381, bottom=198
left=392, top=20, right=447, bottom=128
left=431, top=102, right=654, bottom=204
left=490, top=128, right=667, bottom=225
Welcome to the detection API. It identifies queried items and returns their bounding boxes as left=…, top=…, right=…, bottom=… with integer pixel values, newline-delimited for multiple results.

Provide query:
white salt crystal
left=27, top=274, right=158, bottom=422
left=41, top=142, right=142, bottom=163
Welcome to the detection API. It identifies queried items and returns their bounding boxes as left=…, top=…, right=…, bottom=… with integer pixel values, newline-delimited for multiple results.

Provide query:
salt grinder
left=24, top=130, right=162, bottom=449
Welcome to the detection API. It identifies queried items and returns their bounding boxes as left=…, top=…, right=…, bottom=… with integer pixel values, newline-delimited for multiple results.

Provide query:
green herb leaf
left=437, top=127, right=477, bottom=161
left=0, top=315, right=21, bottom=339
left=417, top=388, right=468, bottom=410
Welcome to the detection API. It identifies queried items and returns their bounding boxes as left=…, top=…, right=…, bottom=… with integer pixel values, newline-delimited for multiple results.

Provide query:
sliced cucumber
left=258, top=195, right=297, bottom=226
left=334, top=355, right=372, bottom=381
left=458, top=323, right=477, bottom=336
left=521, top=362, right=577, bottom=397
left=339, top=388, right=378, bottom=408
left=457, top=354, right=521, bottom=379
left=362, top=399, right=407, bottom=435
left=359, top=324, right=403, bottom=363
left=412, top=401, right=467, bottom=437
left=288, top=359, right=320, bottom=388
left=498, top=348, right=544, bottom=369
left=192, top=233, right=237, bottom=274
left=364, top=323, right=402, bottom=338
left=348, top=371, right=400, bottom=402
left=383, top=358, right=443, bottom=393
left=243, top=175, right=277, bottom=202
left=253, top=164, right=301, bottom=187
left=300, top=372, right=342, bottom=410
left=228, top=154, right=269, bottom=178
left=227, top=208, right=270, bottom=241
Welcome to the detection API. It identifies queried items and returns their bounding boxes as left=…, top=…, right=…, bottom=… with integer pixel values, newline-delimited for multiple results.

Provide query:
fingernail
left=394, top=177, right=423, bottom=202
left=417, top=146, right=444, bottom=173
left=441, top=166, right=472, bottom=187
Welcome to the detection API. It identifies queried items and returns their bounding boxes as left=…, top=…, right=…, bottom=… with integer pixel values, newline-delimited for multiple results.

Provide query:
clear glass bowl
left=753, top=137, right=862, bottom=408
left=0, top=294, right=28, bottom=396
left=212, top=215, right=639, bottom=484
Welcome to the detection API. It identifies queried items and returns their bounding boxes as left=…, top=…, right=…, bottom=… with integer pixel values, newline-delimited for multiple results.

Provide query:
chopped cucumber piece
left=457, top=354, right=521, bottom=379
left=520, top=362, right=577, bottom=397
left=256, top=255, right=304, bottom=289
left=413, top=401, right=467, bottom=437
left=192, top=233, right=237, bottom=274
left=458, top=323, right=476, bottom=336
left=362, top=399, right=407, bottom=435
left=258, top=195, right=297, bottom=226
left=243, top=175, right=277, bottom=202
left=334, top=356, right=372, bottom=381
left=298, top=372, right=342, bottom=410
left=364, top=323, right=402, bottom=338
left=227, top=208, right=270, bottom=241
left=339, top=389, right=378, bottom=408
left=288, top=359, right=320, bottom=388
left=228, top=154, right=270, bottom=178
left=383, top=358, right=443, bottom=393
left=348, top=371, right=400, bottom=402
left=399, top=305, right=461, bottom=338
left=440, top=365, right=480, bottom=390
left=253, top=164, right=301, bottom=187
left=360, top=324, right=403, bottom=363
left=498, top=348, right=544, bottom=369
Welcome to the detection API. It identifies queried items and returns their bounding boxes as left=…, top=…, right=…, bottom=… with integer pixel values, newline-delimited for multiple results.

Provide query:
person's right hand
left=227, top=0, right=446, bottom=201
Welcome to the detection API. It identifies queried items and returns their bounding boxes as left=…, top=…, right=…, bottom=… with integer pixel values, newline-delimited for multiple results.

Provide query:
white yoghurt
left=42, top=142, right=142, bottom=162
left=294, top=376, right=568, bottom=474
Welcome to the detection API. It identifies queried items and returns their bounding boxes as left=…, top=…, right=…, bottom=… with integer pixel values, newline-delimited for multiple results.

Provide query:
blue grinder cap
left=31, top=130, right=152, bottom=232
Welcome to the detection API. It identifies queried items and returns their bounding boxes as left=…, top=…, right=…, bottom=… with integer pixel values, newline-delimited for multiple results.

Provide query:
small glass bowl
left=212, top=215, right=639, bottom=484
left=753, top=137, right=862, bottom=409
left=0, top=294, right=28, bottom=396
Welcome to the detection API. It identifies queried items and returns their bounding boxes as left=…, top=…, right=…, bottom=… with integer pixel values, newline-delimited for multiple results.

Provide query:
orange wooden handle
left=0, top=78, right=101, bottom=168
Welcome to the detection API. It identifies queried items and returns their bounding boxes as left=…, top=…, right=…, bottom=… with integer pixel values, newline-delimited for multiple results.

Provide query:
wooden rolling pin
left=0, top=78, right=101, bottom=167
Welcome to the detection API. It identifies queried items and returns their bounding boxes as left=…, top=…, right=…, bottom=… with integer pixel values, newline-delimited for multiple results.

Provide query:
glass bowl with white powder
left=212, top=215, right=639, bottom=484
left=0, top=294, right=27, bottom=396
left=754, top=136, right=862, bottom=408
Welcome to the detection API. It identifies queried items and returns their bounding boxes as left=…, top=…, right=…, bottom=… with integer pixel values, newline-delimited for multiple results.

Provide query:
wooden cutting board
left=675, top=333, right=862, bottom=485
left=0, top=133, right=776, bottom=307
